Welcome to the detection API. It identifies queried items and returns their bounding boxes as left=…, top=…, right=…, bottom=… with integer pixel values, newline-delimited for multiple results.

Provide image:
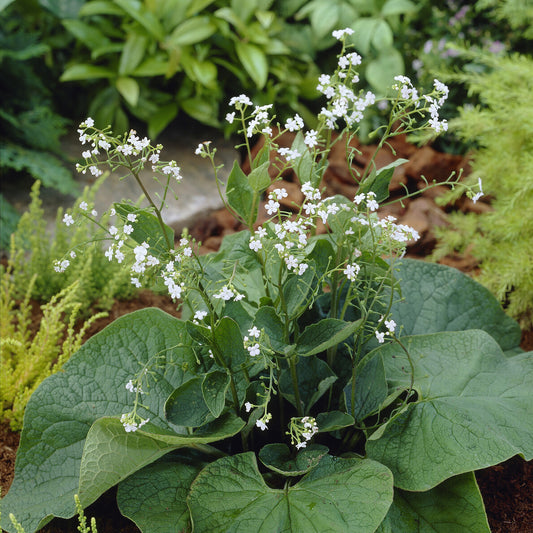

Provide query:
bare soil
left=1, top=132, right=532, bottom=532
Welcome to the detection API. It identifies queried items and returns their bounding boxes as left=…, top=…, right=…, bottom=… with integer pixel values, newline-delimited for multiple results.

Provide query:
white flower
left=91, top=209, right=98, bottom=217
left=131, top=277, right=142, bottom=288
left=123, top=224, right=134, bottom=235
left=63, top=213, right=74, bottom=226
left=82, top=150, right=91, bottom=159
left=385, top=319, right=396, bottom=334
left=285, top=114, right=304, bottom=132
left=304, top=129, right=318, bottom=148
left=249, top=238, right=262, bottom=252
left=247, top=343, right=260, bottom=357
left=248, top=326, right=261, bottom=338
left=245, top=402, right=253, bottom=412
left=256, top=419, right=268, bottom=431
left=83, top=117, right=94, bottom=128
left=344, top=263, right=360, bottom=281
left=265, top=199, right=280, bottom=215
left=214, top=286, right=234, bottom=301
left=229, top=94, right=253, bottom=107
left=225, top=112, right=235, bottom=123
left=278, top=147, right=301, bottom=161
left=375, top=331, right=385, bottom=343
left=79, top=201, right=88, bottom=211
left=332, top=28, right=354, bottom=40
left=194, top=310, right=208, bottom=321
left=472, top=177, right=484, bottom=203
left=127, top=213, right=137, bottom=222
left=285, top=255, right=298, bottom=270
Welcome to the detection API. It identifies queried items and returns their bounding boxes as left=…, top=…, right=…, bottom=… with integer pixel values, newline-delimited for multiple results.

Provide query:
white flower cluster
left=243, top=326, right=262, bottom=357
left=375, top=317, right=396, bottom=344
left=120, top=412, right=149, bottom=433
left=288, top=416, right=319, bottom=450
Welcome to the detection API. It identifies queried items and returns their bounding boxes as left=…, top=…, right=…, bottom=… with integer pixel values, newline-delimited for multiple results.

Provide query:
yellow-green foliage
left=9, top=178, right=136, bottom=313
left=433, top=52, right=533, bottom=328
left=0, top=263, right=106, bottom=431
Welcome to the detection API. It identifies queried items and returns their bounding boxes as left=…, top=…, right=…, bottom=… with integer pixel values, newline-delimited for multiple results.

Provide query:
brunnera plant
left=2, top=30, right=531, bottom=533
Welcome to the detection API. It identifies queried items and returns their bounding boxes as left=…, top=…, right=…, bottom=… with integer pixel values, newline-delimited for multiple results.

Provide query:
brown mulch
left=2, top=132, right=532, bottom=532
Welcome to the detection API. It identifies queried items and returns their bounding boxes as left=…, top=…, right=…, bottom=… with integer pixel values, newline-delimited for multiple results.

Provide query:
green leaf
left=235, top=41, right=268, bottom=89
left=62, top=19, right=111, bottom=51
left=188, top=452, right=394, bottom=532
left=366, top=49, right=404, bottom=94
left=296, top=318, right=362, bottom=356
left=119, top=33, right=148, bottom=75
left=116, top=77, right=140, bottom=107
left=79, top=414, right=242, bottom=507
left=202, top=370, right=230, bottom=417
left=350, top=17, right=379, bottom=56
left=79, top=0, right=125, bottom=16
left=259, top=443, right=329, bottom=476
left=166, top=16, right=216, bottom=46
left=371, top=20, right=393, bottom=51
left=180, top=96, right=220, bottom=127
left=133, top=56, right=172, bottom=77
left=345, top=352, right=388, bottom=421
left=60, top=64, right=115, bottom=81
left=291, top=131, right=314, bottom=184
left=114, top=202, right=174, bottom=259
left=358, top=158, right=408, bottom=204
left=255, top=306, right=285, bottom=352
left=165, top=376, right=215, bottom=427
left=226, top=160, right=255, bottom=223
left=381, top=0, right=418, bottom=17
left=367, top=331, right=533, bottom=491
left=39, top=0, right=85, bottom=17
left=309, top=1, right=339, bottom=40
left=376, top=473, right=490, bottom=532
left=214, top=316, right=247, bottom=368
left=0, top=309, right=197, bottom=533
left=0, top=194, right=20, bottom=249
left=280, top=355, right=337, bottom=411
left=390, top=259, right=522, bottom=352
left=283, top=266, right=315, bottom=319
left=0, top=0, right=15, bottom=12
left=315, top=411, right=354, bottom=432
left=114, top=0, right=165, bottom=40
left=247, top=160, right=271, bottom=193
left=148, top=103, right=178, bottom=139
left=0, top=145, right=78, bottom=194
left=117, top=453, right=204, bottom=533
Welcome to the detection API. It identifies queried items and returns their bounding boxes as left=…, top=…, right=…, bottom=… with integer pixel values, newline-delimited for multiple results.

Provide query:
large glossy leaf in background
left=390, top=259, right=522, bottom=352
left=0, top=309, right=198, bottom=533
left=188, top=452, right=394, bottom=533
left=376, top=473, right=490, bottom=533
left=366, top=330, right=533, bottom=491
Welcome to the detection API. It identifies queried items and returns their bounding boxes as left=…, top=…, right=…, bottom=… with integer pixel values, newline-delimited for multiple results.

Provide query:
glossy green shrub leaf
left=62, top=19, right=111, bottom=51
left=116, top=76, right=140, bottom=107
left=180, top=96, right=220, bottom=128
left=376, top=473, right=490, bottom=532
left=39, top=0, right=85, bottom=17
left=315, top=411, right=354, bottom=432
left=114, top=0, right=164, bottom=40
left=165, top=376, right=215, bottom=427
left=188, top=452, right=394, bottom=532
left=350, top=17, right=379, bottom=55
left=0, top=309, right=197, bottom=533
left=166, top=16, right=216, bottom=46
left=295, top=318, right=362, bottom=356
left=258, top=443, right=329, bottom=476
left=60, top=64, right=115, bottom=81
left=119, top=33, right=148, bottom=75
left=79, top=0, right=125, bottom=16
left=117, top=453, right=204, bottom=533
left=367, top=331, right=533, bottom=490
left=235, top=41, right=268, bottom=89
left=147, top=103, right=178, bottom=139
left=390, top=259, right=522, bottom=352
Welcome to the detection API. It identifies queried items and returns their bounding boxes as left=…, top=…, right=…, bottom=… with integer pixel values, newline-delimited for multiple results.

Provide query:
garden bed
left=2, top=133, right=532, bottom=532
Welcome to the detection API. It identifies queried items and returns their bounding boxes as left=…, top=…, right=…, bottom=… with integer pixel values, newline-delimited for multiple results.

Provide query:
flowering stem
left=288, top=355, right=304, bottom=417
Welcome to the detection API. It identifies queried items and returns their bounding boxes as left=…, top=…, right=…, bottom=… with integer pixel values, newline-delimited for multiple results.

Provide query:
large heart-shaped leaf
left=390, top=259, right=521, bottom=352
left=376, top=472, right=490, bottom=532
left=0, top=309, right=197, bottom=533
left=188, top=452, right=393, bottom=532
left=79, top=414, right=243, bottom=506
left=367, top=330, right=533, bottom=491
left=117, top=453, right=205, bottom=533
